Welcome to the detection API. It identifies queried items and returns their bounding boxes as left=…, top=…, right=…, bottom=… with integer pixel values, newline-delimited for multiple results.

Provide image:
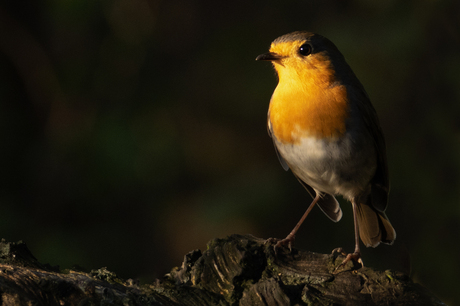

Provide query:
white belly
left=274, top=132, right=377, bottom=200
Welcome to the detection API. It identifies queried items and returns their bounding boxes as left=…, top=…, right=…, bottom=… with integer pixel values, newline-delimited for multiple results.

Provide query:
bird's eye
left=298, top=43, right=312, bottom=56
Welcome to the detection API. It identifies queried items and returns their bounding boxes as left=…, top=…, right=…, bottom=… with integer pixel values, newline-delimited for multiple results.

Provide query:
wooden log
left=0, top=235, right=445, bottom=305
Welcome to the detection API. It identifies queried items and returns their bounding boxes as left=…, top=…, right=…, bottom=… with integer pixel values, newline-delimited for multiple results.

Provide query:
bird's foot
left=332, top=248, right=363, bottom=274
left=265, top=234, right=295, bottom=254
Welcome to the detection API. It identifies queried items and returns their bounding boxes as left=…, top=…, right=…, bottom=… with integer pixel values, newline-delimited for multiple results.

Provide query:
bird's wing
left=354, top=88, right=389, bottom=212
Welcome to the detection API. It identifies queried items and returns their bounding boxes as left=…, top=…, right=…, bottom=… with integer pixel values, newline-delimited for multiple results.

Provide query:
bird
left=256, top=31, right=396, bottom=269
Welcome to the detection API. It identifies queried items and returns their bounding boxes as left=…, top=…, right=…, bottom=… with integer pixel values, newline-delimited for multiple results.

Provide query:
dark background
left=1, top=0, right=459, bottom=304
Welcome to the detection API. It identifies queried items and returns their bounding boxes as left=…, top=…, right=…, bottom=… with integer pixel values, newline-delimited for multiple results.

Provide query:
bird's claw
left=274, top=237, right=293, bottom=252
left=265, top=234, right=295, bottom=254
left=333, top=251, right=363, bottom=274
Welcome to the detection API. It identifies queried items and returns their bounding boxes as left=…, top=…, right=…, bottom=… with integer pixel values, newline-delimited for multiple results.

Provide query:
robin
left=256, top=31, right=396, bottom=269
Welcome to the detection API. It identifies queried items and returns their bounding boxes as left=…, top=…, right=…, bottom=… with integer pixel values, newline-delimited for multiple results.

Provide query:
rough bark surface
left=0, top=235, right=445, bottom=305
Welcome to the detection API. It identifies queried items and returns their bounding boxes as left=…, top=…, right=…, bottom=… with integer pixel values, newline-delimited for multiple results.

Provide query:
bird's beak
left=255, top=52, right=284, bottom=61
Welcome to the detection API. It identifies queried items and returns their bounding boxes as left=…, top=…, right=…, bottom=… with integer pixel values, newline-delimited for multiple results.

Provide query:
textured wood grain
left=0, top=236, right=445, bottom=305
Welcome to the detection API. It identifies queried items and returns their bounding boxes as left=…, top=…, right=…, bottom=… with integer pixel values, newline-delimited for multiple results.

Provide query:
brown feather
left=356, top=198, right=396, bottom=247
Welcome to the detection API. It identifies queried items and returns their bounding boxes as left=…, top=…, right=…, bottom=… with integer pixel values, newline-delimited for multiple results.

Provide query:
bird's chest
left=268, top=82, right=349, bottom=144
left=268, top=80, right=377, bottom=197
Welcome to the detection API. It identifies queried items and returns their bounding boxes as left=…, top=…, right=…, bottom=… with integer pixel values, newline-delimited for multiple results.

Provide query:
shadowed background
left=1, top=0, right=459, bottom=304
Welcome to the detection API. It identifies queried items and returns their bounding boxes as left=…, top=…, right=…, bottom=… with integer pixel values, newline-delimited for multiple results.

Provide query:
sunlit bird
left=256, top=31, right=396, bottom=269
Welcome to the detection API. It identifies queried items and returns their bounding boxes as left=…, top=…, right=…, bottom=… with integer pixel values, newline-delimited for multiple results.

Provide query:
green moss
left=90, top=267, right=124, bottom=285
left=385, top=270, right=395, bottom=282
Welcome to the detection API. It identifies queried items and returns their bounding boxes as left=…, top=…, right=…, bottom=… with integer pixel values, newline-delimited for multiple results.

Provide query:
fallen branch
left=0, top=235, right=445, bottom=305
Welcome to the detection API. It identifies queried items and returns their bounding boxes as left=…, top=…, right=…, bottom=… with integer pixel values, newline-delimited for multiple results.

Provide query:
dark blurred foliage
left=0, top=0, right=459, bottom=304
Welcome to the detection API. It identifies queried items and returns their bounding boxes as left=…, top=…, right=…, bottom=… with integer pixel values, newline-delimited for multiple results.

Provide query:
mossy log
left=0, top=235, right=445, bottom=305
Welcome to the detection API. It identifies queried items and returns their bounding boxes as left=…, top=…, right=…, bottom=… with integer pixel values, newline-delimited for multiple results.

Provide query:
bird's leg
left=274, top=193, right=321, bottom=251
left=334, top=199, right=363, bottom=273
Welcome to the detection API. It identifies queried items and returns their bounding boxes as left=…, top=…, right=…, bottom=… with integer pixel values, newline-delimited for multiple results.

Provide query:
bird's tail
left=356, top=199, right=396, bottom=248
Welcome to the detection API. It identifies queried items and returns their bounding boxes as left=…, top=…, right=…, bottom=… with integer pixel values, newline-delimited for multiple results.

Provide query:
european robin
left=256, top=31, right=396, bottom=269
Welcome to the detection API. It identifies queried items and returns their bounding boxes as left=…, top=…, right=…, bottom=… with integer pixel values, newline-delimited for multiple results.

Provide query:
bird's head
left=256, top=31, right=351, bottom=87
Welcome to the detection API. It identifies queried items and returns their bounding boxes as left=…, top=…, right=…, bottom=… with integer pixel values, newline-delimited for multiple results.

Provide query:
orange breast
left=269, top=78, right=349, bottom=144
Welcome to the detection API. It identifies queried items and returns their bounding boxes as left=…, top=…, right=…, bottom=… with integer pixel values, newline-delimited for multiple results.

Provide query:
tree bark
left=0, top=235, right=445, bottom=305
